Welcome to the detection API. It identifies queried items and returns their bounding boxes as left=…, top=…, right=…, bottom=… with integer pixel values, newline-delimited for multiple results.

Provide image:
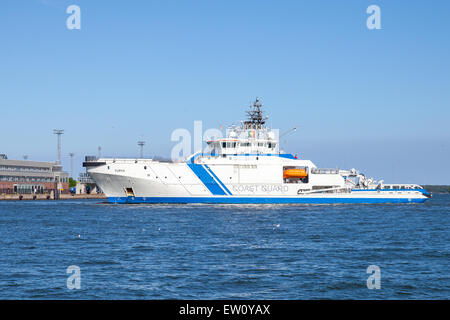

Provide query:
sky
left=1, top=0, right=449, bottom=184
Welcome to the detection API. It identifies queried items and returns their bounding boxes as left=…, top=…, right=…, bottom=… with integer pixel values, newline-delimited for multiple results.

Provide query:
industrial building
left=0, top=154, right=69, bottom=195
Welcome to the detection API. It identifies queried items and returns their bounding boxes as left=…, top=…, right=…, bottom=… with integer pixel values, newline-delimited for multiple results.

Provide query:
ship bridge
left=206, top=98, right=280, bottom=156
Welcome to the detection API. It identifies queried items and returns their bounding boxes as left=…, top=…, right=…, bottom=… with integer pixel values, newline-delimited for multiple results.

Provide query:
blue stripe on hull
left=108, top=196, right=428, bottom=204
left=204, top=164, right=232, bottom=195
left=187, top=163, right=227, bottom=195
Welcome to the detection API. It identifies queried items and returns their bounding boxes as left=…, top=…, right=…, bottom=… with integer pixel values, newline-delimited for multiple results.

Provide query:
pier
left=0, top=193, right=106, bottom=201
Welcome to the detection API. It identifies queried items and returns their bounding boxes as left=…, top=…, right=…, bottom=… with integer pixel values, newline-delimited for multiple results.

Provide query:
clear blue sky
left=1, top=0, right=449, bottom=184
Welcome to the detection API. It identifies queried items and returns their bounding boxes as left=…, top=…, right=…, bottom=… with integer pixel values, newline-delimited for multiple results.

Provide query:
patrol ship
left=84, top=98, right=431, bottom=204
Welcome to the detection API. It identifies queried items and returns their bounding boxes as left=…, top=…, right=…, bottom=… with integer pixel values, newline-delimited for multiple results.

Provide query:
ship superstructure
left=84, top=98, right=430, bottom=204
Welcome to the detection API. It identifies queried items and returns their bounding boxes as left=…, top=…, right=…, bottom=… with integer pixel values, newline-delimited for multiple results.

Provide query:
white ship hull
left=86, top=156, right=430, bottom=204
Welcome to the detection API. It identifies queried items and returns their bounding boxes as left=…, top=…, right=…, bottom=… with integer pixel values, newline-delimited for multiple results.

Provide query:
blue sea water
left=0, top=195, right=448, bottom=299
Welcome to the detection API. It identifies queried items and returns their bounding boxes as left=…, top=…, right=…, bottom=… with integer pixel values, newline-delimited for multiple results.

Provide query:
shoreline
left=0, top=194, right=107, bottom=201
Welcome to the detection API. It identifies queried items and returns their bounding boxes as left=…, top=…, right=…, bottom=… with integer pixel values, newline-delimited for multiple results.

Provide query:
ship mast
left=244, top=97, right=267, bottom=130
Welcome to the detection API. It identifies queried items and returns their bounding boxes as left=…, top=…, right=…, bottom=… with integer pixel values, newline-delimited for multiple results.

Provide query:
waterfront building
left=0, top=155, right=69, bottom=194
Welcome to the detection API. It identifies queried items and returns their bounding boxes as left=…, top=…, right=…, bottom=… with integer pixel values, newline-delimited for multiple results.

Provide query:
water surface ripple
left=0, top=195, right=448, bottom=299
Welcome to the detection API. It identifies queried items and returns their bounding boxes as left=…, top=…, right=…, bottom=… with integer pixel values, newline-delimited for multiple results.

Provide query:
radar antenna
left=244, top=97, right=268, bottom=130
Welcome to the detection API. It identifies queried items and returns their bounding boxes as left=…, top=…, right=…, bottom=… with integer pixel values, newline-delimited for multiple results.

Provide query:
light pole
left=138, top=141, right=145, bottom=159
left=53, top=129, right=64, bottom=164
left=69, top=153, right=75, bottom=178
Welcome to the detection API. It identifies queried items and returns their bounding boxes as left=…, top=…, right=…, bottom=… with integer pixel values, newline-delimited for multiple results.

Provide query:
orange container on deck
left=283, top=169, right=308, bottom=179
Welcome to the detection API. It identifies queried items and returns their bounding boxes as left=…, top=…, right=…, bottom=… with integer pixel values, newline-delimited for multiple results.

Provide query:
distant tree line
left=423, top=185, right=450, bottom=193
